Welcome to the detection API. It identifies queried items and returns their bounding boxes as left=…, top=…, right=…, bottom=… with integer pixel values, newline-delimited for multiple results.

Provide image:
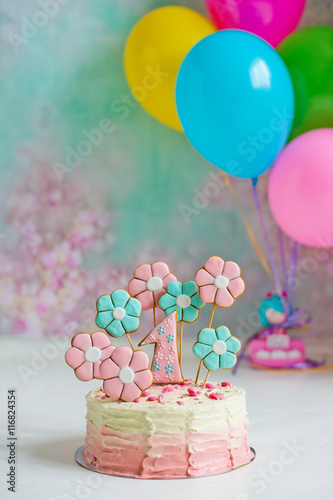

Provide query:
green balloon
left=278, top=26, right=333, bottom=141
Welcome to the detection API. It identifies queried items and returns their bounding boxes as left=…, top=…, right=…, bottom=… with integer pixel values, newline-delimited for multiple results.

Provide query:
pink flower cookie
left=65, top=332, right=115, bottom=381
left=100, top=346, right=153, bottom=402
left=128, top=262, right=177, bottom=310
left=195, top=256, right=245, bottom=308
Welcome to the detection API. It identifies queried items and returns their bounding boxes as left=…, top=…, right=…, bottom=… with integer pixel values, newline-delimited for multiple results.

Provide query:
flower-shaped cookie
left=65, top=332, right=115, bottom=381
left=128, top=262, right=177, bottom=310
left=193, top=326, right=241, bottom=370
left=100, top=346, right=153, bottom=402
left=195, top=256, right=245, bottom=308
left=96, top=289, right=141, bottom=338
left=158, top=281, right=204, bottom=323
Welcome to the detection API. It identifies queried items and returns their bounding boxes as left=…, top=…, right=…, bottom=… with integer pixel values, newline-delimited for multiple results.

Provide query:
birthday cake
left=83, top=383, right=253, bottom=479
left=65, top=257, right=254, bottom=479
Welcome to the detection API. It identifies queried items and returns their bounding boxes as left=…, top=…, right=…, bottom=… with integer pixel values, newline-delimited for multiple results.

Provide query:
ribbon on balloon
left=220, top=172, right=272, bottom=279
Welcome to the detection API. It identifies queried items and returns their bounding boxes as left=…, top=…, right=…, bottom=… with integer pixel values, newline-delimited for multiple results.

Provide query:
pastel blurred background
left=1, top=0, right=332, bottom=342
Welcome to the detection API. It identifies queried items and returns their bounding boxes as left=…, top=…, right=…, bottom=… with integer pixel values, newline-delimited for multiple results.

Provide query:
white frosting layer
left=86, top=383, right=248, bottom=434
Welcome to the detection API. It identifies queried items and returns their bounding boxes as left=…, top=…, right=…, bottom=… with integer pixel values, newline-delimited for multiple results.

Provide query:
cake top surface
left=87, top=380, right=244, bottom=410
left=86, top=380, right=247, bottom=433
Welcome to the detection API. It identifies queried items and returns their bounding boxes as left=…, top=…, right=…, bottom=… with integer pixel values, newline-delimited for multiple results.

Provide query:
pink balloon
left=205, top=0, right=306, bottom=47
left=268, top=129, right=333, bottom=248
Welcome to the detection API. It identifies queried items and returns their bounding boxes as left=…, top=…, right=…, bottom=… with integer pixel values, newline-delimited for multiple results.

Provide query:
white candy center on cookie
left=176, top=294, right=191, bottom=309
left=119, top=367, right=135, bottom=384
left=214, top=275, right=229, bottom=289
left=212, top=340, right=227, bottom=355
left=146, top=276, right=163, bottom=292
left=112, top=307, right=126, bottom=320
left=85, top=347, right=101, bottom=363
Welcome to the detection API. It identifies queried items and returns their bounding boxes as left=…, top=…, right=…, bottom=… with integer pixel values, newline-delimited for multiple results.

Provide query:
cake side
left=83, top=383, right=253, bottom=478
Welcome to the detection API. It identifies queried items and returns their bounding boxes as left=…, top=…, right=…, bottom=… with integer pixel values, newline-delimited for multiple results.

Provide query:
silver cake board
left=75, top=445, right=256, bottom=480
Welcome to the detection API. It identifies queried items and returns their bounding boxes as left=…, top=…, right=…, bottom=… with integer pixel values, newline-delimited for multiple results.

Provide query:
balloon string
left=278, top=228, right=287, bottom=291
left=251, top=179, right=282, bottom=295
left=277, top=228, right=291, bottom=314
left=288, top=241, right=299, bottom=305
left=220, top=172, right=272, bottom=278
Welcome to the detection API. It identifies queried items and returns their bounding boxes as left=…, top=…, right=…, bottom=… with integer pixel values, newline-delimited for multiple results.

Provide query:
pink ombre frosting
left=84, top=383, right=253, bottom=479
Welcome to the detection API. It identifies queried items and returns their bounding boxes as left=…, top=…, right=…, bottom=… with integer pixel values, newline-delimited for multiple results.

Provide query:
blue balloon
left=176, top=30, right=295, bottom=179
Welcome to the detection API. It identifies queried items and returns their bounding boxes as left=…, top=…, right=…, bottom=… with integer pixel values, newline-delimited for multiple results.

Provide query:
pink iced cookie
left=65, top=332, right=115, bottom=381
left=128, top=261, right=177, bottom=310
left=139, top=311, right=183, bottom=384
left=195, top=256, right=245, bottom=307
left=100, top=346, right=153, bottom=402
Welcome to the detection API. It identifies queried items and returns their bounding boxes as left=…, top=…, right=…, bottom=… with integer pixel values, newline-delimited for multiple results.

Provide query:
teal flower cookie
left=193, top=326, right=241, bottom=370
left=158, top=280, right=204, bottom=323
left=96, top=289, right=141, bottom=338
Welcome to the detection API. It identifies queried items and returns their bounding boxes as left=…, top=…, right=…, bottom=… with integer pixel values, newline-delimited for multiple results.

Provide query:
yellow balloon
left=124, top=6, right=215, bottom=131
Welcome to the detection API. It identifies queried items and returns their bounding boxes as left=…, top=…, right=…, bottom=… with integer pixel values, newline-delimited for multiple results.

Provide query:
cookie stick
left=195, top=304, right=215, bottom=384
left=179, top=320, right=183, bottom=364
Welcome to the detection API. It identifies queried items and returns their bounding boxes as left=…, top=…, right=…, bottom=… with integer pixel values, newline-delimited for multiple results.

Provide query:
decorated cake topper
left=128, top=261, right=177, bottom=327
left=96, top=289, right=141, bottom=350
left=99, top=346, right=153, bottom=402
left=65, top=255, right=245, bottom=402
left=139, top=311, right=183, bottom=384
left=259, top=293, right=289, bottom=327
left=194, top=256, right=244, bottom=382
left=193, top=326, right=241, bottom=387
left=65, top=332, right=115, bottom=381
left=240, top=291, right=310, bottom=369
left=159, top=280, right=205, bottom=364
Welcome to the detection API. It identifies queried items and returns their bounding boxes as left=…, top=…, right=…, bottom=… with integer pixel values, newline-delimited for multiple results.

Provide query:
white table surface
left=1, top=337, right=332, bottom=500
